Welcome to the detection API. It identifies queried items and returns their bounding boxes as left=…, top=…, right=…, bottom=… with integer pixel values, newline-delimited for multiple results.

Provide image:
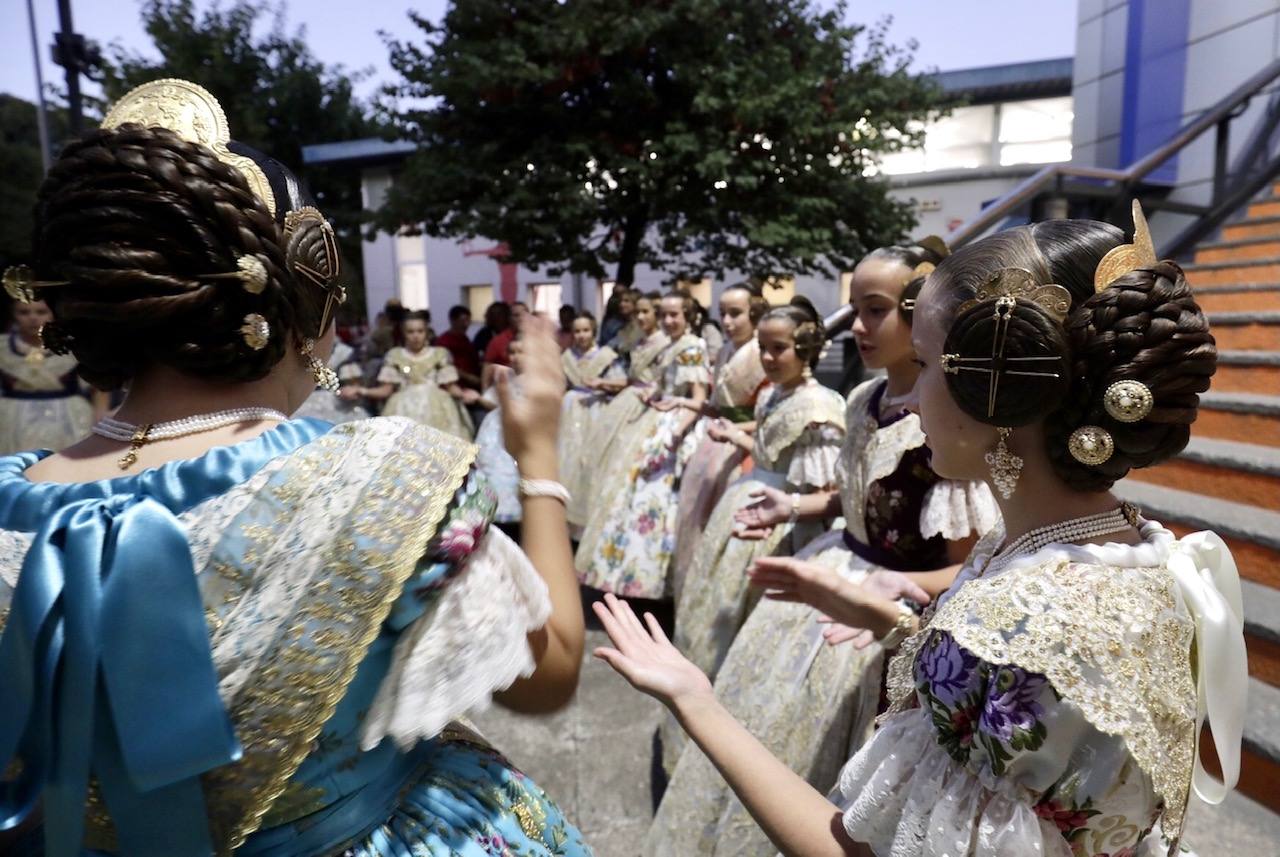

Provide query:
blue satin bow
left=0, top=495, right=241, bottom=857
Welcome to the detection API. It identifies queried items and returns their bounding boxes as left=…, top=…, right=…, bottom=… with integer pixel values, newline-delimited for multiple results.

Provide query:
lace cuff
left=919, top=479, right=1000, bottom=541
left=359, top=528, right=551, bottom=751
left=785, top=424, right=843, bottom=489
left=376, top=363, right=405, bottom=386
left=436, top=361, right=459, bottom=386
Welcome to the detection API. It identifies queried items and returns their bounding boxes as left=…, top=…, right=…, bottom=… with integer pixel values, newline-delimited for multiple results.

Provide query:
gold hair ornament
left=3, top=266, right=69, bottom=303
left=941, top=268, right=1068, bottom=418
left=197, top=254, right=269, bottom=294
left=1094, top=199, right=1157, bottom=292
left=101, top=79, right=276, bottom=217
left=239, top=313, right=271, bottom=350
left=1068, top=425, right=1115, bottom=466
left=1102, top=379, right=1154, bottom=423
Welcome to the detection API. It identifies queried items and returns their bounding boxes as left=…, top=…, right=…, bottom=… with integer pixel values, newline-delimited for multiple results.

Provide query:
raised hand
left=814, top=569, right=933, bottom=648
left=592, top=593, right=714, bottom=708
left=499, top=315, right=565, bottom=466
left=748, top=557, right=919, bottom=639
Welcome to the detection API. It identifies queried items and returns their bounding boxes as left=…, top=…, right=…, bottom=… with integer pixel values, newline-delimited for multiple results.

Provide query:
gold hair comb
left=101, top=79, right=276, bottom=217
left=3, top=266, right=69, bottom=303
left=1093, top=199, right=1157, bottom=292
left=957, top=267, right=1071, bottom=323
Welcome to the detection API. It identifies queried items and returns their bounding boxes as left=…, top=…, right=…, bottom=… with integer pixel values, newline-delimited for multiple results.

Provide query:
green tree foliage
left=100, top=0, right=387, bottom=318
left=0, top=95, right=60, bottom=271
left=379, top=0, right=942, bottom=285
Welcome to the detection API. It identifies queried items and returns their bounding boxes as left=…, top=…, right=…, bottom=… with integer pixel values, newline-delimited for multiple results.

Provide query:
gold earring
left=301, top=338, right=339, bottom=392
left=986, top=427, right=1023, bottom=499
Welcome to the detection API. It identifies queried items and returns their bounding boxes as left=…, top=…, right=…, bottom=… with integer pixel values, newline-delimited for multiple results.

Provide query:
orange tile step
left=1203, top=312, right=1280, bottom=351
left=1192, top=392, right=1280, bottom=446
left=1212, top=351, right=1280, bottom=394
left=1185, top=258, right=1280, bottom=285
left=1223, top=217, right=1280, bottom=241
left=1194, top=284, right=1280, bottom=312
left=1196, top=239, right=1280, bottom=264
left=1131, top=437, right=1280, bottom=511
left=1248, top=199, right=1280, bottom=218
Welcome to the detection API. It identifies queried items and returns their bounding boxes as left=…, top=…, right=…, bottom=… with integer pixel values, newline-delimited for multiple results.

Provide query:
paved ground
left=470, top=618, right=1280, bottom=857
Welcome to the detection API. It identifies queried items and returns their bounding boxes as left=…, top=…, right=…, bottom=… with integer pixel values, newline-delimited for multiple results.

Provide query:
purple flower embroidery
left=917, top=632, right=979, bottom=707
left=979, top=665, right=1047, bottom=743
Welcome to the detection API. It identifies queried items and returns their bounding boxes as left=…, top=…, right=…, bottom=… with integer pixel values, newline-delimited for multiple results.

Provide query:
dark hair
left=403, top=309, right=431, bottom=326
left=31, top=125, right=328, bottom=390
left=868, top=238, right=950, bottom=324
left=661, top=289, right=698, bottom=327
left=760, top=296, right=824, bottom=368
left=931, top=220, right=1216, bottom=491
left=448, top=304, right=471, bottom=322
left=722, top=281, right=769, bottom=324
left=573, top=310, right=599, bottom=333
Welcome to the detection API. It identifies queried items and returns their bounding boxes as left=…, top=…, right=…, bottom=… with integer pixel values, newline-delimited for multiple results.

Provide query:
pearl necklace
left=92, top=407, right=288, bottom=470
left=983, top=502, right=1140, bottom=578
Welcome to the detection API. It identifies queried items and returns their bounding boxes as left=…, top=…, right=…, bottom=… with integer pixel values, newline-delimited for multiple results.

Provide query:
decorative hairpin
left=956, top=267, right=1071, bottom=323
left=239, top=313, right=271, bottom=350
left=1094, top=199, right=1157, bottom=292
left=283, top=205, right=342, bottom=289
left=1103, top=379, right=1154, bottom=422
left=198, top=254, right=269, bottom=294
left=3, top=265, right=69, bottom=303
left=942, top=268, right=1068, bottom=418
left=101, top=79, right=277, bottom=216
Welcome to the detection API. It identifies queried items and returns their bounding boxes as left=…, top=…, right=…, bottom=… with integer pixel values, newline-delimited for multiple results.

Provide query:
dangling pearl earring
left=985, top=427, right=1023, bottom=499
left=300, top=338, right=339, bottom=393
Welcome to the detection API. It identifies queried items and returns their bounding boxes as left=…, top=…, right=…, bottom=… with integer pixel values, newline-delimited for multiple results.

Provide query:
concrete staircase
left=1116, top=185, right=1280, bottom=828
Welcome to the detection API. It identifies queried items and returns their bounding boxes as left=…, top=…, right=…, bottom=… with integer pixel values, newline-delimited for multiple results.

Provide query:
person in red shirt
left=435, top=305, right=482, bottom=389
left=482, top=301, right=529, bottom=387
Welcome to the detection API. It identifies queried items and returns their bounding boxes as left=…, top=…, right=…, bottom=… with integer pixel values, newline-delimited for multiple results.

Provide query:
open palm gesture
left=592, top=594, right=713, bottom=708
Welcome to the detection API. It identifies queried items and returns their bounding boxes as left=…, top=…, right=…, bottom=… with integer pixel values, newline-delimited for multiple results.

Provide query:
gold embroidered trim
left=885, top=553, right=1196, bottom=836
left=628, top=332, right=672, bottom=383
left=754, top=382, right=846, bottom=467
left=711, top=338, right=767, bottom=409
left=80, top=418, right=477, bottom=854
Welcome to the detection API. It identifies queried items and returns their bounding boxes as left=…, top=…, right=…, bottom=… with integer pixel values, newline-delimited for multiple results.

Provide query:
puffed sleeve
left=433, top=350, right=460, bottom=385
left=359, top=470, right=551, bottom=751
left=919, top=478, right=1001, bottom=540
left=672, top=343, right=711, bottom=390
left=784, top=423, right=844, bottom=489
left=376, top=360, right=406, bottom=386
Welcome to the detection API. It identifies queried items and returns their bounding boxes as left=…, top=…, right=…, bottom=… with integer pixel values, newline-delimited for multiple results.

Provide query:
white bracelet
left=518, top=478, right=571, bottom=505
left=787, top=492, right=801, bottom=525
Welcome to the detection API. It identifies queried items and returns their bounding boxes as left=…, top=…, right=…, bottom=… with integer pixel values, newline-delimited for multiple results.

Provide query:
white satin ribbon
left=1165, top=531, right=1248, bottom=805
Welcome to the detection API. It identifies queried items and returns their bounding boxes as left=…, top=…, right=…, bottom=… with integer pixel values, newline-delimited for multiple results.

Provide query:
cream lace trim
left=628, top=332, right=672, bottom=382
left=885, top=551, right=1197, bottom=836
left=754, top=381, right=846, bottom=466
left=919, top=479, right=1001, bottom=541
left=711, top=338, right=766, bottom=408
left=562, top=346, right=618, bottom=387
left=838, top=379, right=927, bottom=544
left=361, top=527, right=551, bottom=750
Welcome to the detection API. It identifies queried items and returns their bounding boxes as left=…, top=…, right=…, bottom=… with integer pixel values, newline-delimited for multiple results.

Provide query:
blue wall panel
left=1120, top=0, right=1192, bottom=180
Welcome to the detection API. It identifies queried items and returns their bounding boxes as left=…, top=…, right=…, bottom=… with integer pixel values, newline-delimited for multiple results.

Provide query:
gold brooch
left=239, top=313, right=271, bottom=350
left=1102, top=379, right=1154, bottom=423
left=957, top=267, right=1072, bottom=324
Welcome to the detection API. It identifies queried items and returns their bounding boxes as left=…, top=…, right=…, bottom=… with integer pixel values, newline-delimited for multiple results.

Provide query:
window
left=878, top=97, right=1073, bottom=175
left=757, top=275, right=795, bottom=305
left=998, top=97, right=1073, bottom=166
left=529, top=282, right=562, bottom=316
left=598, top=280, right=617, bottom=313
left=462, top=284, right=493, bottom=319
left=676, top=277, right=713, bottom=308
left=396, top=234, right=428, bottom=309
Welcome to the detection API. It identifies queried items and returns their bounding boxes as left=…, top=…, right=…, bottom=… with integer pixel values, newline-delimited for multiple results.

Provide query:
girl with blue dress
left=0, top=79, right=591, bottom=857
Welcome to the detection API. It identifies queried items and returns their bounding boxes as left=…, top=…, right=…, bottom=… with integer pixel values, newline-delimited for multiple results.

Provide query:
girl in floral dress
left=670, top=283, right=770, bottom=597
left=576, top=292, right=709, bottom=598
left=559, top=313, right=624, bottom=537
left=362, top=311, right=480, bottom=440
left=572, top=293, right=668, bottom=534
left=668, top=297, right=845, bottom=689
left=652, top=247, right=998, bottom=848
left=594, top=216, right=1246, bottom=857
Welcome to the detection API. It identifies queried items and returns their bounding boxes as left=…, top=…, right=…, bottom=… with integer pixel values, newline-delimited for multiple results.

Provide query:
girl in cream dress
left=364, top=311, right=478, bottom=440
left=559, top=313, right=623, bottom=537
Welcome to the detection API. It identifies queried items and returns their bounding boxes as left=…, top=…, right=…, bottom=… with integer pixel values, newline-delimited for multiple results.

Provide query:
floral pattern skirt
left=671, top=435, right=746, bottom=601
left=575, top=408, right=702, bottom=599
left=649, top=531, right=883, bottom=857
left=560, top=390, right=612, bottom=534
left=384, top=384, right=475, bottom=441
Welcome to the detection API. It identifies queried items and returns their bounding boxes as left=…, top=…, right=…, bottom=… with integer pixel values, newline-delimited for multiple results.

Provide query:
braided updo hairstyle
left=867, top=237, right=949, bottom=323
left=760, top=296, right=825, bottom=368
left=31, top=124, right=328, bottom=390
left=931, top=220, right=1216, bottom=491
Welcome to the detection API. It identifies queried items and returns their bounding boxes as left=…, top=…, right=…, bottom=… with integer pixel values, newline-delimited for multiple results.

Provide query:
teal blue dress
left=0, top=417, right=591, bottom=857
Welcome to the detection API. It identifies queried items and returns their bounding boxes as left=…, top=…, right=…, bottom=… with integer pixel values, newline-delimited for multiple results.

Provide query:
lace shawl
left=710, top=338, right=767, bottom=409
left=837, top=379, right=927, bottom=544
left=882, top=527, right=1200, bottom=835
left=753, top=380, right=846, bottom=469
left=562, top=345, right=618, bottom=387
left=627, top=331, right=672, bottom=383
left=379, top=346, right=459, bottom=386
